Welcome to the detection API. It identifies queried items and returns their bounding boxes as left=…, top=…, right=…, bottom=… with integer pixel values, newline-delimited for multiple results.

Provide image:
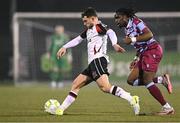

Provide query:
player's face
left=82, top=16, right=94, bottom=28
left=114, top=14, right=128, bottom=28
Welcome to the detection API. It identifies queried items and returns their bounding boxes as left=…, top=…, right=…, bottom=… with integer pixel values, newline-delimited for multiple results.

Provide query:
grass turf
left=0, top=83, right=179, bottom=122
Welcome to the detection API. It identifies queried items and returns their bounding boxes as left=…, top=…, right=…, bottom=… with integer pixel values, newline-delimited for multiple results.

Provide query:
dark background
left=0, top=0, right=180, bottom=80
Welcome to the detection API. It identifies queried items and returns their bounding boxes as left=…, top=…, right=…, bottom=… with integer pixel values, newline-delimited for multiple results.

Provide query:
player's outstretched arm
left=56, top=35, right=84, bottom=59
left=57, top=47, right=67, bottom=59
left=113, top=44, right=125, bottom=53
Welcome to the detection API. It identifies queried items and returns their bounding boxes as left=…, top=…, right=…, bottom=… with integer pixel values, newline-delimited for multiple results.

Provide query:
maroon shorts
left=137, top=42, right=163, bottom=72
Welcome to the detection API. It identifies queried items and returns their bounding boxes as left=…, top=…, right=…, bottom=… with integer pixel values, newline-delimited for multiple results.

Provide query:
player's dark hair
left=81, top=7, right=97, bottom=18
left=115, top=8, right=137, bottom=18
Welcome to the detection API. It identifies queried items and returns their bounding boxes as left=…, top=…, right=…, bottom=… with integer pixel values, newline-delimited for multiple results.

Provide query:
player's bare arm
left=124, top=28, right=153, bottom=45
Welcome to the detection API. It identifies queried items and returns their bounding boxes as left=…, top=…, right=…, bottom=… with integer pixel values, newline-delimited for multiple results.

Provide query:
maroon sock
left=153, top=77, right=158, bottom=83
left=146, top=82, right=166, bottom=106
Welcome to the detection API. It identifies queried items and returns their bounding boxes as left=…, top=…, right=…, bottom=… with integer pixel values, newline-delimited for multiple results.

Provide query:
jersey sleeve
left=134, top=18, right=149, bottom=33
left=106, top=29, right=117, bottom=46
left=63, top=36, right=83, bottom=49
left=96, top=23, right=109, bottom=35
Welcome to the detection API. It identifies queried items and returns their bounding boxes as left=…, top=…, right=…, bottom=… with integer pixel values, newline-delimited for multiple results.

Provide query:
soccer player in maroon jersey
left=114, top=8, right=174, bottom=115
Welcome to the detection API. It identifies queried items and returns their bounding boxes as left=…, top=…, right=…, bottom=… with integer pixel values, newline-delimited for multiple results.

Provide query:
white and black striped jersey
left=63, top=21, right=117, bottom=64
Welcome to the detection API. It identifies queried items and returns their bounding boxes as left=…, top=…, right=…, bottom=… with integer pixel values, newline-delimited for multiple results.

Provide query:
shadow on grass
left=0, top=113, right=47, bottom=118
left=0, top=111, right=157, bottom=119
left=64, top=111, right=155, bottom=116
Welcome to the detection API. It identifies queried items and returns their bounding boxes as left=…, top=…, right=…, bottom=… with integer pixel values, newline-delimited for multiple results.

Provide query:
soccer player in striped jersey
left=114, top=8, right=174, bottom=115
left=46, top=7, right=140, bottom=116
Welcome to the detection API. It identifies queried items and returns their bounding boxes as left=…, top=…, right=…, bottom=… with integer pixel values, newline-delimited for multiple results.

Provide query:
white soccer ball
left=44, top=99, right=60, bottom=113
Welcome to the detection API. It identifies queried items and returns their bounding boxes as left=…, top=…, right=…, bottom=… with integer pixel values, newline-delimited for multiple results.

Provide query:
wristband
left=130, top=37, right=137, bottom=43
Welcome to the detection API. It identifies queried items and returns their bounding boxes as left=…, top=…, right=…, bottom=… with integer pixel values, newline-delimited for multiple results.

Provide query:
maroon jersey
left=125, top=17, right=156, bottom=53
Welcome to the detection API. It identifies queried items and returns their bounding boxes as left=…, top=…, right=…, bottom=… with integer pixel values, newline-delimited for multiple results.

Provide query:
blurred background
left=0, top=0, right=180, bottom=85
left=1, top=1, right=180, bottom=121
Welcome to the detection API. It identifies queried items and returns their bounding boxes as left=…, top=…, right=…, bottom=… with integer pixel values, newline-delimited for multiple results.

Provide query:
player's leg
left=61, top=74, right=91, bottom=107
left=91, top=57, right=136, bottom=102
left=96, top=74, right=133, bottom=102
left=153, top=74, right=173, bottom=94
left=127, top=56, right=147, bottom=86
left=52, top=74, right=92, bottom=115
left=142, top=44, right=174, bottom=115
left=96, top=74, right=140, bottom=115
left=127, top=67, right=144, bottom=86
left=51, top=62, right=94, bottom=115
left=147, top=43, right=172, bottom=94
left=127, top=59, right=165, bottom=87
left=128, top=67, right=173, bottom=93
left=90, top=57, right=140, bottom=115
left=143, top=71, right=166, bottom=105
left=128, top=53, right=172, bottom=93
left=143, top=71, right=174, bottom=115
left=49, top=71, right=57, bottom=88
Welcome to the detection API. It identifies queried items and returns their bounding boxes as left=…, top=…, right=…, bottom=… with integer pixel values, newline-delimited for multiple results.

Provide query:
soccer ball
left=44, top=99, right=60, bottom=113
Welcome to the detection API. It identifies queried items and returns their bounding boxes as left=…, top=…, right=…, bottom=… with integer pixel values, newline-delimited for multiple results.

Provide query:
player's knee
left=127, top=79, right=133, bottom=86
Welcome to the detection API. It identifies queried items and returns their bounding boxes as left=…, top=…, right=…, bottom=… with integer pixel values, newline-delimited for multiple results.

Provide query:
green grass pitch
left=0, top=82, right=179, bottom=122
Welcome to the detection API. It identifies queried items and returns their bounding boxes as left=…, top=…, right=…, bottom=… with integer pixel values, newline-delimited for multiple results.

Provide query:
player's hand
left=57, top=47, right=66, bottom=59
left=113, top=44, right=126, bottom=53
left=123, top=37, right=132, bottom=45
left=129, top=59, right=138, bottom=70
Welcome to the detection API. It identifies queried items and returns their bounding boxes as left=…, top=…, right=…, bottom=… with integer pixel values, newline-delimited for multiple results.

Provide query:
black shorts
left=81, top=57, right=109, bottom=81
